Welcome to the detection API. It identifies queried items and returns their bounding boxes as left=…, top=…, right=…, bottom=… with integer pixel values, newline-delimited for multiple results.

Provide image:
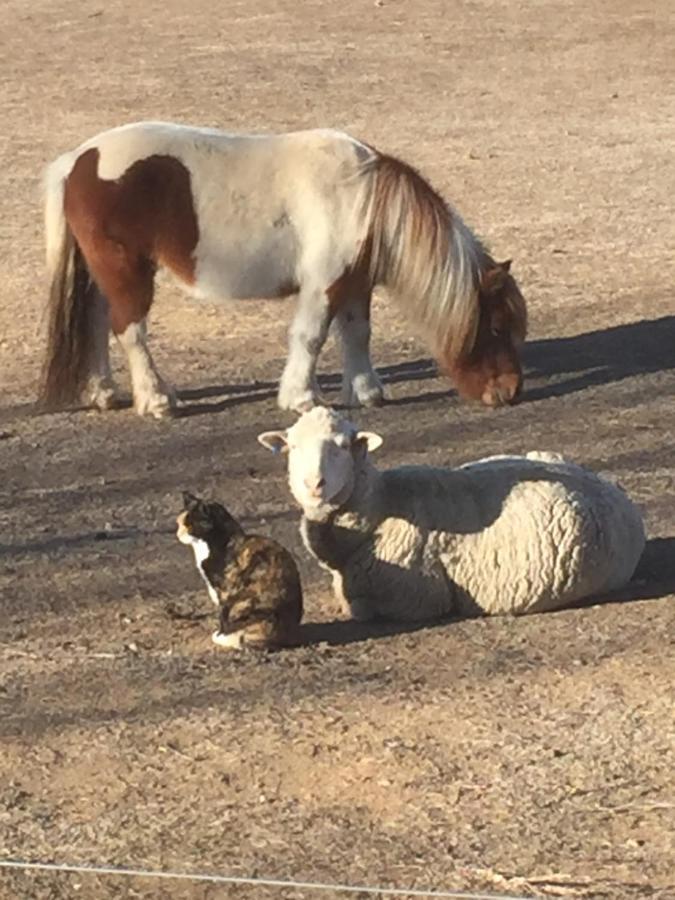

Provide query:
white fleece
left=278, top=414, right=645, bottom=622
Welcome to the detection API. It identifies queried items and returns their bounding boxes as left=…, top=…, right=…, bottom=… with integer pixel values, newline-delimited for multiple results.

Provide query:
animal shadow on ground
left=523, top=315, right=675, bottom=401
left=298, top=614, right=459, bottom=647
left=175, top=358, right=440, bottom=417
left=301, top=536, right=675, bottom=647
left=173, top=315, right=675, bottom=415
left=4, top=316, right=670, bottom=423
left=618, top=536, right=675, bottom=602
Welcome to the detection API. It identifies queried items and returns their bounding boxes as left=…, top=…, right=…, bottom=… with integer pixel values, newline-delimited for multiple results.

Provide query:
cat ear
left=258, top=430, right=289, bottom=454
left=182, top=491, right=200, bottom=510
left=214, top=503, right=242, bottom=532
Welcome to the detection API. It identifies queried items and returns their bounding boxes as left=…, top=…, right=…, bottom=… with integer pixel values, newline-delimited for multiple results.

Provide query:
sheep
left=258, top=407, right=646, bottom=622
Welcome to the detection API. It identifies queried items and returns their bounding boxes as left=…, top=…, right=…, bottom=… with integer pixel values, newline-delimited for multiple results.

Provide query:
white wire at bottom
left=0, top=859, right=534, bottom=899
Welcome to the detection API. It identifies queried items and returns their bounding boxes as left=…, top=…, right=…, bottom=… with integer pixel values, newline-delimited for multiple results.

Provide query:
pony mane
left=362, top=153, right=487, bottom=365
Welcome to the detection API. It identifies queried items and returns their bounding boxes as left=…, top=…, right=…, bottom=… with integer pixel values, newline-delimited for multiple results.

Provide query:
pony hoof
left=89, top=387, right=121, bottom=411
left=342, top=375, right=384, bottom=409
left=277, top=388, right=318, bottom=413
left=359, top=388, right=385, bottom=408
left=135, top=391, right=176, bottom=418
left=84, top=377, right=121, bottom=411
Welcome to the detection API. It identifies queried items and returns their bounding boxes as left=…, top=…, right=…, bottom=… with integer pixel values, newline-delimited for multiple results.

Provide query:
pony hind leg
left=117, top=318, right=176, bottom=418
left=80, top=241, right=176, bottom=418
left=83, top=286, right=121, bottom=411
left=332, top=285, right=383, bottom=408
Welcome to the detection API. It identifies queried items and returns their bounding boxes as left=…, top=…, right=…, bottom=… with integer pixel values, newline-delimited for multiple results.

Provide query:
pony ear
left=482, top=260, right=512, bottom=294
left=354, top=431, right=383, bottom=453
left=182, top=491, right=200, bottom=510
left=258, top=430, right=289, bottom=454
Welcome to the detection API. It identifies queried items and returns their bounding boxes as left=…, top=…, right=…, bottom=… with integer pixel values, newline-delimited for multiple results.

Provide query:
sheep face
left=259, top=407, right=382, bottom=521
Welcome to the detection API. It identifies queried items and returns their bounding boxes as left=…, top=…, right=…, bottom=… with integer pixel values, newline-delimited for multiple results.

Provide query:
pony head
left=445, top=260, right=527, bottom=408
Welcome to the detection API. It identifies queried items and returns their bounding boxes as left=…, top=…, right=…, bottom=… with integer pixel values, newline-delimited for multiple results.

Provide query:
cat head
left=176, top=491, right=243, bottom=545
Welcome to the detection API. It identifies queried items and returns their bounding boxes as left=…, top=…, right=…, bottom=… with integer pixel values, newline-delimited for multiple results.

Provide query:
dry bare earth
left=0, top=0, right=674, bottom=898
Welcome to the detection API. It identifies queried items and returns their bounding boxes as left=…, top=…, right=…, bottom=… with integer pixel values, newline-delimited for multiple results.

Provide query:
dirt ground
left=0, top=0, right=674, bottom=897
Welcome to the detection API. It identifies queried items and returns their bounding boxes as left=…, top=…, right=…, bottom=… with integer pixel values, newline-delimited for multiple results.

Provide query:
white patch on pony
left=212, top=629, right=245, bottom=650
left=76, top=122, right=379, bottom=411
left=180, top=534, right=221, bottom=606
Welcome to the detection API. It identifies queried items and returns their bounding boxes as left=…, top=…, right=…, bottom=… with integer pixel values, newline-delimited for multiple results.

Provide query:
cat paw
left=212, top=629, right=245, bottom=651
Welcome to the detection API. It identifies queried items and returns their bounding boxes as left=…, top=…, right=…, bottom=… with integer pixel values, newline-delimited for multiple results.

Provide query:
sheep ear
left=258, top=430, right=289, bottom=455
left=354, top=431, right=383, bottom=453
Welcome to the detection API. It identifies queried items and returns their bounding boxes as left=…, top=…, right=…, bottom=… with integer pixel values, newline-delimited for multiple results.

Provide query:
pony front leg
left=333, top=292, right=383, bottom=408
left=117, top=320, right=176, bottom=418
left=278, top=288, right=331, bottom=412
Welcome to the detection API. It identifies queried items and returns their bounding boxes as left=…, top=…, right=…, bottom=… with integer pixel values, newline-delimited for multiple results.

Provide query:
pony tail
left=38, top=158, right=95, bottom=410
left=364, top=153, right=481, bottom=368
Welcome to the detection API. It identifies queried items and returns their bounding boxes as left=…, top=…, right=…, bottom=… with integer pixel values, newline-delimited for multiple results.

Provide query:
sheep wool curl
left=258, top=407, right=646, bottom=622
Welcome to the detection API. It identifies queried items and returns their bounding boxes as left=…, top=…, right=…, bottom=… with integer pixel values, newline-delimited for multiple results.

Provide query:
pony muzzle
left=480, top=372, right=523, bottom=408
left=450, top=363, right=524, bottom=408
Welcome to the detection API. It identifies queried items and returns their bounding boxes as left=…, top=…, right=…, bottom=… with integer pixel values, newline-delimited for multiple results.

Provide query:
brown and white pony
left=38, top=122, right=527, bottom=417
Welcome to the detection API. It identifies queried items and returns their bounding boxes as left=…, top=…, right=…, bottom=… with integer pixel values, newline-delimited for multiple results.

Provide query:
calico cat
left=176, top=491, right=303, bottom=650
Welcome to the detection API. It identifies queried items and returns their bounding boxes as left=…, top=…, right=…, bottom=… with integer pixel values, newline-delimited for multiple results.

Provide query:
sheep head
left=258, top=407, right=382, bottom=521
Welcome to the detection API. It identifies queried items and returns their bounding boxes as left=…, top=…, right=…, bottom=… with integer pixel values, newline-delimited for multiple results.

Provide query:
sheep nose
left=304, top=476, right=326, bottom=494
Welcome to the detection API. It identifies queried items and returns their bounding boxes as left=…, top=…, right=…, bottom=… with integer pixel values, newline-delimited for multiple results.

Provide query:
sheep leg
left=278, top=285, right=332, bottom=412
left=332, top=286, right=383, bottom=408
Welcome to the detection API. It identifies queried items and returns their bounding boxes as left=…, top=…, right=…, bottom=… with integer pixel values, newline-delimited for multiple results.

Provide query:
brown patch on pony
left=325, top=268, right=371, bottom=318
left=64, top=148, right=199, bottom=333
left=445, top=260, right=528, bottom=408
left=325, top=236, right=373, bottom=317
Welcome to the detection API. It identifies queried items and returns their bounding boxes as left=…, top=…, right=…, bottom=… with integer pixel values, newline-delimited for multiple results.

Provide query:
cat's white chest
left=186, top=536, right=221, bottom=606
